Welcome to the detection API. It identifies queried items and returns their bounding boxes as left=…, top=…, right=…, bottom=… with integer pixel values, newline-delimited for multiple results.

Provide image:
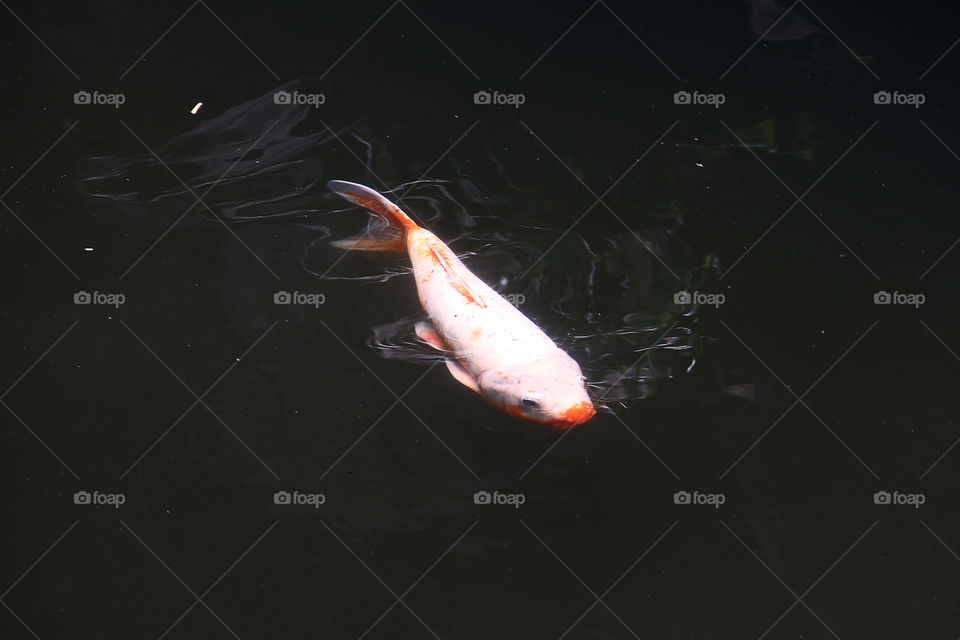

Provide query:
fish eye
left=521, top=397, right=539, bottom=408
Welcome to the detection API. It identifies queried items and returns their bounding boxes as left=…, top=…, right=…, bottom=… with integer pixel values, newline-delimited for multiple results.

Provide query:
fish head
left=478, top=354, right=595, bottom=428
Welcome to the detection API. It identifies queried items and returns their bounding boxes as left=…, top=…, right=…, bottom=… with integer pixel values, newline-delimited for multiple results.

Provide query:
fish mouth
left=549, top=401, right=596, bottom=428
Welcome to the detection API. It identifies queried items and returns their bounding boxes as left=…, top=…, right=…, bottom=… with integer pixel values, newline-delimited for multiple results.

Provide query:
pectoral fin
left=414, top=321, right=479, bottom=391
left=445, top=357, right=480, bottom=393
left=415, top=320, right=448, bottom=351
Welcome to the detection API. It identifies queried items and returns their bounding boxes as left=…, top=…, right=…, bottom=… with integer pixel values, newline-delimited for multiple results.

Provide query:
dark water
left=3, top=1, right=959, bottom=638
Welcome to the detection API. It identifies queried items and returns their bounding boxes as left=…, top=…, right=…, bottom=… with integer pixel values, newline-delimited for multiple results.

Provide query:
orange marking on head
left=551, top=401, right=596, bottom=429
left=506, top=403, right=528, bottom=420
left=470, top=327, right=482, bottom=340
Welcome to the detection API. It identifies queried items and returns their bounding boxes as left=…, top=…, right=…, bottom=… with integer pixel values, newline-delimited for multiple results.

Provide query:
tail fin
left=328, top=180, right=418, bottom=252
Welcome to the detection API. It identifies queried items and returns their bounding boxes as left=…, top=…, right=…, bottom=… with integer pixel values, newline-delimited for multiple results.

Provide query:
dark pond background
left=2, top=1, right=959, bottom=638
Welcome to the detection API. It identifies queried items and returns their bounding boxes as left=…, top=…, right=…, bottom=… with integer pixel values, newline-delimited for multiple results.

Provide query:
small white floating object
left=190, top=102, right=203, bottom=115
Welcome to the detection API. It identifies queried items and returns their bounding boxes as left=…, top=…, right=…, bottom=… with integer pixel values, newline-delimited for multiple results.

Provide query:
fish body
left=329, top=181, right=595, bottom=427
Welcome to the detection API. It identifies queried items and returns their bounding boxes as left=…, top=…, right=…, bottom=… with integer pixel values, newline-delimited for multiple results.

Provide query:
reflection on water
left=81, top=80, right=723, bottom=415
left=83, top=80, right=348, bottom=223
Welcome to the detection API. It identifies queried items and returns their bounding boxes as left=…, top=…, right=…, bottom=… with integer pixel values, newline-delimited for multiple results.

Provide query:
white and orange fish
left=329, top=181, right=595, bottom=428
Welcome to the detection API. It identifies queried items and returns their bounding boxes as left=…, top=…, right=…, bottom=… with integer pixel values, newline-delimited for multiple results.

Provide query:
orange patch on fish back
left=470, top=327, right=483, bottom=340
left=426, top=244, right=487, bottom=308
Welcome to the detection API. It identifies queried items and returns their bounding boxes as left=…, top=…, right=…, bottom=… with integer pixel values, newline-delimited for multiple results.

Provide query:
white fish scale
left=408, top=229, right=557, bottom=374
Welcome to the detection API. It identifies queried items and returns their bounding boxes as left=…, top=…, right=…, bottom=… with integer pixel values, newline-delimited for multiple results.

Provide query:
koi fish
left=328, top=181, right=595, bottom=428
